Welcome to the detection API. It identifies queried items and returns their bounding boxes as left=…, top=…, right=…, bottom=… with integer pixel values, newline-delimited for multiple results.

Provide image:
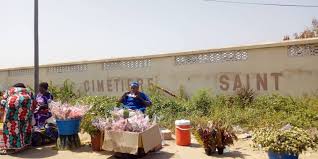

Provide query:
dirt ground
left=4, top=134, right=318, bottom=159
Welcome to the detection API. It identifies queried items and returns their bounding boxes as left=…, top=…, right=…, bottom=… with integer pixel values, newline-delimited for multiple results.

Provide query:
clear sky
left=0, top=0, right=317, bottom=68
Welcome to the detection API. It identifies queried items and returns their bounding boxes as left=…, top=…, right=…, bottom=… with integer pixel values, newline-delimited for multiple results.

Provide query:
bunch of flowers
left=50, top=101, right=90, bottom=120
left=92, top=108, right=152, bottom=132
left=92, top=117, right=112, bottom=131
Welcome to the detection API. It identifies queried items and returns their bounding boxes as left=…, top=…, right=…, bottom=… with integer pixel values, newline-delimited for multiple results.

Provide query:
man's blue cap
left=130, top=81, right=139, bottom=87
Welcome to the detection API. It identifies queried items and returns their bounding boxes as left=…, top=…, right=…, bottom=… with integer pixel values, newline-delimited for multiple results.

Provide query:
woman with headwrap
left=119, top=82, right=152, bottom=113
left=32, top=82, right=57, bottom=146
left=0, top=83, right=35, bottom=154
left=34, top=82, right=53, bottom=128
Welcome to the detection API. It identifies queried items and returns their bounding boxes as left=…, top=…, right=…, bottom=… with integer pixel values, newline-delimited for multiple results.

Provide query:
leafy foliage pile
left=146, top=87, right=318, bottom=131
left=49, top=80, right=78, bottom=103
left=75, top=96, right=118, bottom=135
left=252, top=126, right=318, bottom=154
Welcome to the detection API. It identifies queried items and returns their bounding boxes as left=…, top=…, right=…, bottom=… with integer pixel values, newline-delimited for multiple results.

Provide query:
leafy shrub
left=75, top=96, right=118, bottom=116
left=203, top=93, right=318, bottom=130
left=190, top=89, right=213, bottom=116
left=145, top=86, right=189, bottom=129
left=145, top=87, right=318, bottom=131
left=80, top=113, right=99, bottom=135
left=252, top=126, right=318, bottom=155
left=178, top=85, right=189, bottom=100
left=49, top=80, right=78, bottom=103
left=236, top=87, right=256, bottom=107
left=76, top=96, right=118, bottom=135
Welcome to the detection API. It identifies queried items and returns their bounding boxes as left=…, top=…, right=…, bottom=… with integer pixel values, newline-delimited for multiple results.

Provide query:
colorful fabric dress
left=34, top=92, right=53, bottom=128
left=32, top=92, right=58, bottom=146
left=0, top=87, right=34, bottom=150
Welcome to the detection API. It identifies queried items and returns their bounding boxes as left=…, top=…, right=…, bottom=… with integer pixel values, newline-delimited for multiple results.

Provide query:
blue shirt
left=122, top=92, right=151, bottom=112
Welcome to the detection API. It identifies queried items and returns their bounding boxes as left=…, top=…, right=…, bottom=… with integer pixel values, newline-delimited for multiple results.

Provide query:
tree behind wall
left=284, top=18, right=318, bottom=40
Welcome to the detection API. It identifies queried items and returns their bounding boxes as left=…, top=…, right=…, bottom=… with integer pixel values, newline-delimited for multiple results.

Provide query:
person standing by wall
left=0, top=83, right=35, bottom=154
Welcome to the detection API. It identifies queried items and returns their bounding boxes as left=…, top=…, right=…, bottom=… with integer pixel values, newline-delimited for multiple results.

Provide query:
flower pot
left=204, top=148, right=212, bottom=156
left=217, top=147, right=224, bottom=155
left=91, top=131, right=102, bottom=151
left=268, top=151, right=298, bottom=159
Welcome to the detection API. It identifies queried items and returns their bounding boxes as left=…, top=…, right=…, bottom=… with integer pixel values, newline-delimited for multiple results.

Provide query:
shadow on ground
left=9, top=146, right=58, bottom=158
left=211, top=151, right=250, bottom=159
left=189, top=143, right=201, bottom=148
left=106, top=151, right=175, bottom=159
left=70, top=145, right=113, bottom=156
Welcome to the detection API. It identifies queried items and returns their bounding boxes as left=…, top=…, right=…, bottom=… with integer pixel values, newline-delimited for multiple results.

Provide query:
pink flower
left=49, top=101, right=90, bottom=120
left=93, top=109, right=153, bottom=132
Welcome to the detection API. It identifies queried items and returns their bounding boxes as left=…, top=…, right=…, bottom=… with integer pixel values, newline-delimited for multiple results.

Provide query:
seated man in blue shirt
left=119, top=82, right=152, bottom=113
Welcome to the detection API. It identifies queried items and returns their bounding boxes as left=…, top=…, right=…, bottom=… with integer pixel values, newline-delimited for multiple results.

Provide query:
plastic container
left=56, top=119, right=81, bottom=135
left=175, top=119, right=191, bottom=146
left=268, top=151, right=298, bottom=159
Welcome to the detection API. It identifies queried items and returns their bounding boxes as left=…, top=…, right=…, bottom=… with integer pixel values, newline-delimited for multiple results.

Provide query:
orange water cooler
left=175, top=119, right=191, bottom=146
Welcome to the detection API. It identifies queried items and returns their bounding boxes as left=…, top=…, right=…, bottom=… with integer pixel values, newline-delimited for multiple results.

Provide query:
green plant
left=145, top=87, right=318, bottom=131
left=178, top=85, right=189, bottom=100
left=49, top=80, right=78, bottom=103
left=81, top=112, right=100, bottom=135
left=76, top=96, right=118, bottom=135
left=190, top=89, right=213, bottom=116
left=252, top=126, right=318, bottom=155
left=236, top=87, right=255, bottom=107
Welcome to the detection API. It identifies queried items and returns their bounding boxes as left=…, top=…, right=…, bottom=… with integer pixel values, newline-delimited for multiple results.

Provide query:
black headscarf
left=13, top=83, right=26, bottom=88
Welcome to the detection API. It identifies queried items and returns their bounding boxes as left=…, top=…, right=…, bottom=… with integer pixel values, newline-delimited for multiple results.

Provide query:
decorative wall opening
left=288, top=44, right=318, bottom=57
left=47, top=64, right=88, bottom=73
left=175, top=50, right=248, bottom=65
left=8, top=69, right=33, bottom=76
left=102, top=59, right=151, bottom=70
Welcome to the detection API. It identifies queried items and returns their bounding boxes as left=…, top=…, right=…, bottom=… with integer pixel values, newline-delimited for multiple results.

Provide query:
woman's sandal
left=0, top=149, right=15, bottom=155
left=0, top=145, right=30, bottom=155
left=0, top=149, right=6, bottom=155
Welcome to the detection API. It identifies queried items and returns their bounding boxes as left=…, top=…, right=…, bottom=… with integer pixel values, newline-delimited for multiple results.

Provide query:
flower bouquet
left=50, top=101, right=90, bottom=120
left=92, top=108, right=153, bottom=133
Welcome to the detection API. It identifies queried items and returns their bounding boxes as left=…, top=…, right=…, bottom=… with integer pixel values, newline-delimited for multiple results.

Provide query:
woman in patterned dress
left=0, top=83, right=34, bottom=154
left=32, top=82, right=58, bottom=146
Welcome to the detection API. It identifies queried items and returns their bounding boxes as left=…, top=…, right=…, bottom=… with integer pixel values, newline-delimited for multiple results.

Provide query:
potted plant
left=81, top=112, right=103, bottom=151
left=252, top=126, right=318, bottom=159
left=77, top=96, right=118, bottom=151
left=194, top=121, right=237, bottom=155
